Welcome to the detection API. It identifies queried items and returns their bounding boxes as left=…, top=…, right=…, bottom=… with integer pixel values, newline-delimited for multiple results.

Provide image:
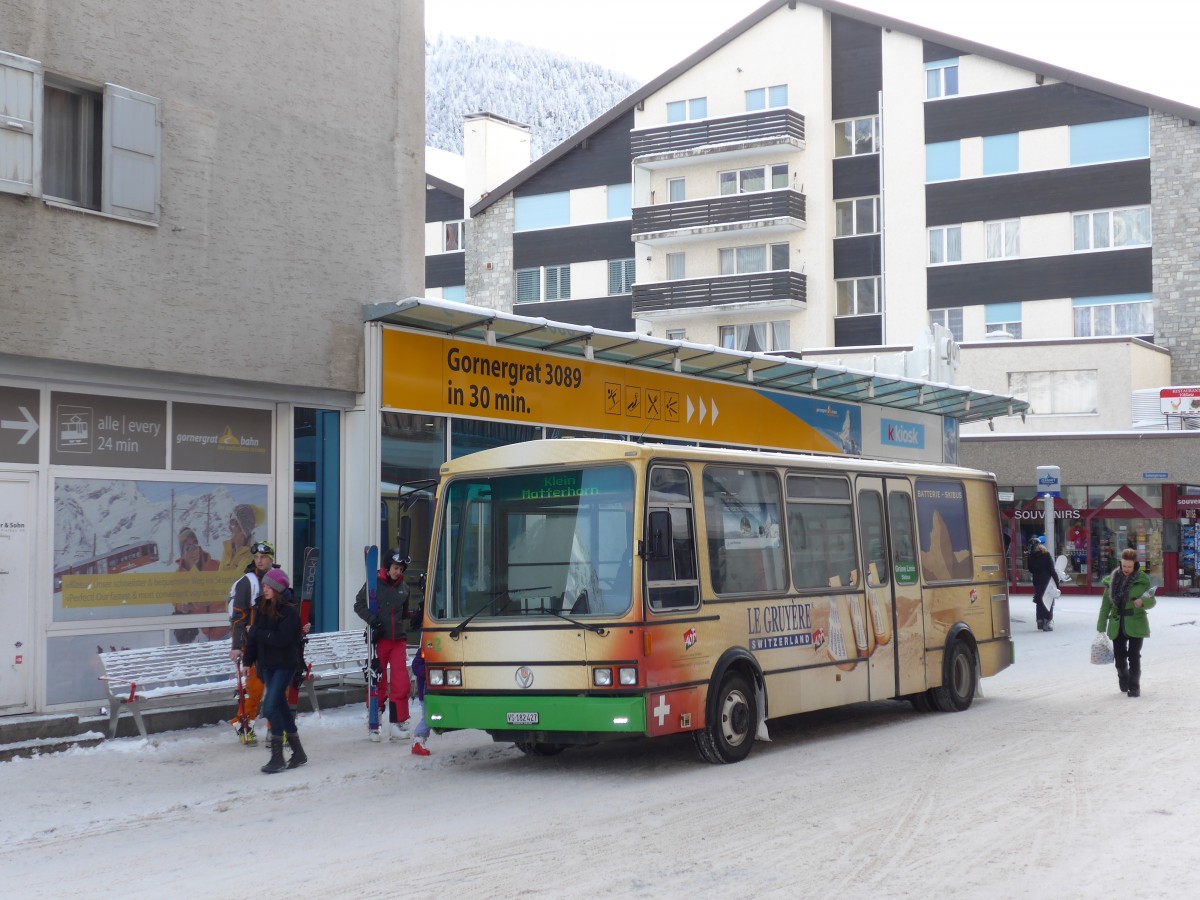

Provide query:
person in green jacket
left=1096, top=548, right=1155, bottom=698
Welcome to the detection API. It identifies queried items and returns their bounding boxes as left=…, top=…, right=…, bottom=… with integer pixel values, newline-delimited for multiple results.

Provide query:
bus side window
left=645, top=465, right=699, bottom=611
left=857, top=490, right=889, bottom=587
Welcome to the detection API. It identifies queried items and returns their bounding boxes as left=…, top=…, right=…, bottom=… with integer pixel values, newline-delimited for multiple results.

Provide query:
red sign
left=1160, top=387, right=1200, bottom=415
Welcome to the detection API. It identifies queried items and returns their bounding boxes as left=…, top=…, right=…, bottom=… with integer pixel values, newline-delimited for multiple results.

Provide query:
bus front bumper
left=425, top=693, right=647, bottom=735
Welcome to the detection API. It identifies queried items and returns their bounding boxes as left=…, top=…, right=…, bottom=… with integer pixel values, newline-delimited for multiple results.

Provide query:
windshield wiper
left=536, top=606, right=608, bottom=636
left=448, top=585, right=552, bottom=639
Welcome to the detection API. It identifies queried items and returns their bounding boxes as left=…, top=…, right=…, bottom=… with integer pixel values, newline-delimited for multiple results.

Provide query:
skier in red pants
left=354, top=550, right=412, bottom=740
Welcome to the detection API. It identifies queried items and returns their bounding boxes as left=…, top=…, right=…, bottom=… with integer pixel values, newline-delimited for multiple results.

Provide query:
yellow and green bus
left=420, top=439, right=1012, bottom=763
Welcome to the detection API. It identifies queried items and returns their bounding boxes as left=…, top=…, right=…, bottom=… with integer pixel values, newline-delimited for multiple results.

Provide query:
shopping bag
left=1090, top=631, right=1115, bottom=666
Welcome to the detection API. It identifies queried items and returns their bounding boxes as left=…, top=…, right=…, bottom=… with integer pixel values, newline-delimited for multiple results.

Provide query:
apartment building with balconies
left=454, top=0, right=1200, bottom=439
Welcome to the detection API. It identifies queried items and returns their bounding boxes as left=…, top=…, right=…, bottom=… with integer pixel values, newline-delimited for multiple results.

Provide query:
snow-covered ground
left=4, top=594, right=1199, bottom=898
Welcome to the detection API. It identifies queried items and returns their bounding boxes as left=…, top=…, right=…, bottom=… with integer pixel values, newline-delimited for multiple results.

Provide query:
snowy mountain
left=426, top=34, right=642, bottom=159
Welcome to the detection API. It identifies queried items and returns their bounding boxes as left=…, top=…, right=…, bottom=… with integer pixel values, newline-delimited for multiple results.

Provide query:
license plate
left=506, top=712, right=539, bottom=725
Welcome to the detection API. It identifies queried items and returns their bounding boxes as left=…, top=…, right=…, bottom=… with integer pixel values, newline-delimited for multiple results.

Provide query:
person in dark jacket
left=244, top=569, right=308, bottom=773
left=1096, top=548, right=1155, bottom=697
left=355, top=549, right=412, bottom=741
left=1028, top=536, right=1060, bottom=631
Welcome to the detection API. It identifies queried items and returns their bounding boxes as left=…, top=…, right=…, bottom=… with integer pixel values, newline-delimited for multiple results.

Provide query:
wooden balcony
left=631, top=109, right=805, bottom=159
left=632, top=271, right=807, bottom=316
left=633, top=189, right=805, bottom=237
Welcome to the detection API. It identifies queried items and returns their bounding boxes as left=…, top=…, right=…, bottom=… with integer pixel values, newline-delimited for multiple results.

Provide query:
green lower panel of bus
left=425, top=693, right=647, bottom=734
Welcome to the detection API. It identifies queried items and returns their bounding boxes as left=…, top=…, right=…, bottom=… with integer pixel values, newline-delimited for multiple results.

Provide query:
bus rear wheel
left=693, top=672, right=755, bottom=764
left=930, top=639, right=977, bottom=712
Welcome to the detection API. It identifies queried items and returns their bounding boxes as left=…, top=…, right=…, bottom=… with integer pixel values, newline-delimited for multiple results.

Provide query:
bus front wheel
left=930, top=639, right=977, bottom=712
left=694, top=672, right=755, bottom=764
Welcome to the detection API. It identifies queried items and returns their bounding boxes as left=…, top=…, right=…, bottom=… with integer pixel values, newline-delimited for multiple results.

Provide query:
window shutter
left=516, top=268, right=540, bottom=303
left=102, top=83, right=160, bottom=221
left=0, top=51, right=42, bottom=197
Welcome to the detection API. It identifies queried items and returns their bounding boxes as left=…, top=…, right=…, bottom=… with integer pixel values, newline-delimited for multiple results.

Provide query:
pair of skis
left=364, top=545, right=383, bottom=739
left=287, top=547, right=320, bottom=708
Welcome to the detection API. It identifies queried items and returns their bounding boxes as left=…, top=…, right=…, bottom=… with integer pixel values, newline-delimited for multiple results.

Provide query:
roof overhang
left=365, top=298, right=1028, bottom=424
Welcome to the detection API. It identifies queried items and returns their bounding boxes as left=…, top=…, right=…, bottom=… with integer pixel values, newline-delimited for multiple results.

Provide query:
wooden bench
left=99, top=630, right=417, bottom=739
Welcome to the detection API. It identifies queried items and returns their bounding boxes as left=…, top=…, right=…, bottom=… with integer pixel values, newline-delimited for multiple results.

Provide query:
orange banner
left=382, top=329, right=856, bottom=453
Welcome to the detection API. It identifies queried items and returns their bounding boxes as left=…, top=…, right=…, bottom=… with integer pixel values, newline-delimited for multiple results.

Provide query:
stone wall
left=1151, top=111, right=1200, bottom=384
left=466, top=196, right=517, bottom=312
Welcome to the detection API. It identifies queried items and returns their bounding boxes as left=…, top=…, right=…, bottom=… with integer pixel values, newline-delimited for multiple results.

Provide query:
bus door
left=856, top=478, right=924, bottom=701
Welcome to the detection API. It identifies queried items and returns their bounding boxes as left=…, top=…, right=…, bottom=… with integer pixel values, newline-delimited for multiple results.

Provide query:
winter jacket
left=243, top=595, right=303, bottom=672
left=1027, top=546, right=1060, bottom=590
left=354, top=569, right=409, bottom=641
left=1096, top=564, right=1154, bottom=639
left=228, top=563, right=280, bottom=652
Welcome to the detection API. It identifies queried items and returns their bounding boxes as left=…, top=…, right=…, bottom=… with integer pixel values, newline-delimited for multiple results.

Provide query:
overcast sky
left=426, top=0, right=1200, bottom=109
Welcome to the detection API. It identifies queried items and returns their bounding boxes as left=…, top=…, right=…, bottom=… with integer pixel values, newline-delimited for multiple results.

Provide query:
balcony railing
left=632, top=271, right=807, bottom=316
left=631, top=108, right=805, bottom=158
left=633, top=189, right=806, bottom=236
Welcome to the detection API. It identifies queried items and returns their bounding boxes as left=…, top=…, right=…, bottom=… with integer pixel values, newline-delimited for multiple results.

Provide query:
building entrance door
left=0, top=475, right=36, bottom=712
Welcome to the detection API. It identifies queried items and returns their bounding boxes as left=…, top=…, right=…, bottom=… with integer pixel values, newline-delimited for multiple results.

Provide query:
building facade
left=446, top=0, right=1200, bottom=438
left=0, top=0, right=425, bottom=713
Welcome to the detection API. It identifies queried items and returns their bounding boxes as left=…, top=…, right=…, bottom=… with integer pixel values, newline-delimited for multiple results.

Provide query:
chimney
left=463, top=112, right=532, bottom=217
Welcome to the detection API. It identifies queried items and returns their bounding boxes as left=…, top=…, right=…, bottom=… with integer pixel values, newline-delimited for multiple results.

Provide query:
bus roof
left=438, top=438, right=995, bottom=482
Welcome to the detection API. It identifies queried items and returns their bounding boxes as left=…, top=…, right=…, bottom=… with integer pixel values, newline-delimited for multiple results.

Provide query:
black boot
left=1117, top=663, right=1129, bottom=694
left=261, top=736, right=287, bottom=774
left=1128, top=662, right=1141, bottom=698
left=285, top=731, right=308, bottom=769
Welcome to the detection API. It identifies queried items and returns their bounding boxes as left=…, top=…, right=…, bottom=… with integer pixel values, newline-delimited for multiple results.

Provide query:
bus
left=420, top=439, right=1012, bottom=764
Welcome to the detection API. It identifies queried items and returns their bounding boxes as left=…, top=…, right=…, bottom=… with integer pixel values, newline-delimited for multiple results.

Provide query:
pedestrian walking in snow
left=354, top=549, right=413, bottom=741
left=1096, top=548, right=1154, bottom=698
left=227, top=539, right=279, bottom=744
left=1028, top=536, right=1060, bottom=631
left=244, top=568, right=308, bottom=773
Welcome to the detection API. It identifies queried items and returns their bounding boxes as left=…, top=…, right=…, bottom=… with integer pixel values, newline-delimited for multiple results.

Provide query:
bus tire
left=514, top=740, right=565, bottom=757
left=693, top=672, right=755, bottom=764
left=930, top=639, right=976, bottom=712
left=909, top=691, right=935, bottom=712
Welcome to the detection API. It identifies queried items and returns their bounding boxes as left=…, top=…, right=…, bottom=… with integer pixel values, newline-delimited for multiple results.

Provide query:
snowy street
left=4, top=594, right=1199, bottom=899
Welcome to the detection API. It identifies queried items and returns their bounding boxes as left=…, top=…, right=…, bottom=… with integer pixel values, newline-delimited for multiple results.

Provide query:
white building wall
left=879, top=29, right=930, bottom=348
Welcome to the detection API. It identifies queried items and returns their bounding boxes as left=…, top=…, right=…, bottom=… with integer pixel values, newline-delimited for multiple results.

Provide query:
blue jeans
left=261, top=667, right=298, bottom=736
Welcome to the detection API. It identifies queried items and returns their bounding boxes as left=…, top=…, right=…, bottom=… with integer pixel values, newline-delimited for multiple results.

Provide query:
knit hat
left=262, top=569, right=290, bottom=594
left=231, top=503, right=257, bottom=538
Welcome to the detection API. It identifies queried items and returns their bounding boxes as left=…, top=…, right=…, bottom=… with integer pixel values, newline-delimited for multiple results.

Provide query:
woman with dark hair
left=1097, top=548, right=1154, bottom=698
left=244, top=569, right=308, bottom=773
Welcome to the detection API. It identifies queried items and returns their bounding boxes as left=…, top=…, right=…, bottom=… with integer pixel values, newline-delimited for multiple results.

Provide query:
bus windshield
left=429, top=464, right=635, bottom=621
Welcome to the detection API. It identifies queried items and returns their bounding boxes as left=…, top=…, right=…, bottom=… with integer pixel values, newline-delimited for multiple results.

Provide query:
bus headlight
left=446, top=669, right=462, bottom=686
left=592, top=667, right=613, bottom=687
left=618, top=667, right=638, bottom=686
left=429, top=669, right=444, bottom=686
